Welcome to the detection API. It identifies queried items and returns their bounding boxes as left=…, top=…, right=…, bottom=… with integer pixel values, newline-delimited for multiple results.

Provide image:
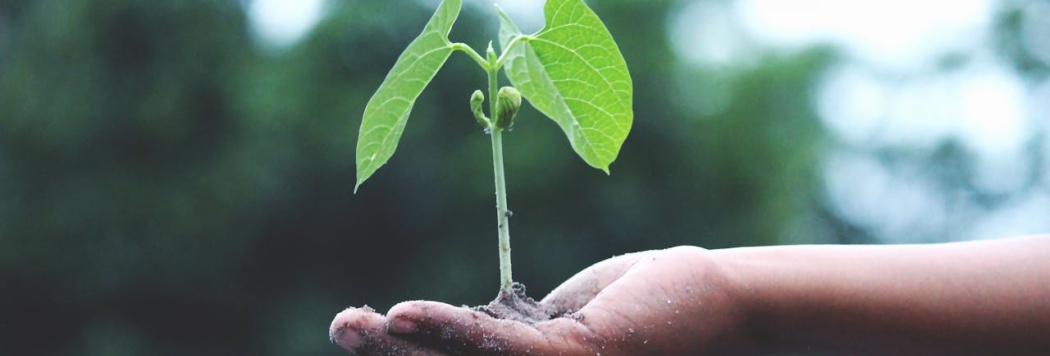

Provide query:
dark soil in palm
left=473, top=282, right=553, bottom=324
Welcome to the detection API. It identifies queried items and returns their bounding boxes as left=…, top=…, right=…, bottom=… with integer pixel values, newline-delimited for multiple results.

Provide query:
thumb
left=385, top=301, right=592, bottom=355
left=541, top=250, right=653, bottom=316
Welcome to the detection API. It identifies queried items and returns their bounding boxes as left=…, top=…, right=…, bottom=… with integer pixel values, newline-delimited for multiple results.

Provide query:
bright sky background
left=247, top=0, right=1050, bottom=242
left=671, top=0, right=1050, bottom=242
left=247, top=0, right=327, bottom=49
left=667, top=0, right=1035, bottom=159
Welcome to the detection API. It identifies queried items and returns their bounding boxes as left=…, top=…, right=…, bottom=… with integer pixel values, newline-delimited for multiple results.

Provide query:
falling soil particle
left=473, top=282, right=554, bottom=324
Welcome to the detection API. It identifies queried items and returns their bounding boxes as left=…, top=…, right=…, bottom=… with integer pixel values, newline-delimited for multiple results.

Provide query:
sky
left=247, top=0, right=327, bottom=49
left=246, top=0, right=1050, bottom=243
left=675, top=0, right=1050, bottom=242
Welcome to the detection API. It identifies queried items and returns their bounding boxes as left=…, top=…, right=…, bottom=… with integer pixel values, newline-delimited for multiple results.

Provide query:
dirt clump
left=472, top=282, right=554, bottom=324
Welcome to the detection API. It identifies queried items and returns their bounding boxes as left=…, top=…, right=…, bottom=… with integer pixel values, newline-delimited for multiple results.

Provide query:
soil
left=472, top=282, right=556, bottom=324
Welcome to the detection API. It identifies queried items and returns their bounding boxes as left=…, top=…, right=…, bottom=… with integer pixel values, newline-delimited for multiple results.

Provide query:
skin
left=329, top=235, right=1050, bottom=355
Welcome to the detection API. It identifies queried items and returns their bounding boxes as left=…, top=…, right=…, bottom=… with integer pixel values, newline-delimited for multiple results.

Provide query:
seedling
left=355, top=0, right=632, bottom=300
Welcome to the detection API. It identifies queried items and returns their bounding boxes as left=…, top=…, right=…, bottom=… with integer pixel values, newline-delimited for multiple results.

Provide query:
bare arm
left=330, top=235, right=1050, bottom=355
left=719, top=235, right=1050, bottom=355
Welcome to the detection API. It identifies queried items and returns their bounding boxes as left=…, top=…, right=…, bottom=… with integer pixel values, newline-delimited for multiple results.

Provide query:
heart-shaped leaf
left=499, top=0, right=633, bottom=173
left=355, top=0, right=461, bottom=192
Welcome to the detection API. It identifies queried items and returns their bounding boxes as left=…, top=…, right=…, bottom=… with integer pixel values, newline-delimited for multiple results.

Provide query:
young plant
left=355, top=0, right=632, bottom=298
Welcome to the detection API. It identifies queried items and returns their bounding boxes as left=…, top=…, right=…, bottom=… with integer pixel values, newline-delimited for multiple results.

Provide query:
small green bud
left=495, top=86, right=522, bottom=129
left=486, top=41, right=497, bottom=63
left=470, top=90, right=488, bottom=126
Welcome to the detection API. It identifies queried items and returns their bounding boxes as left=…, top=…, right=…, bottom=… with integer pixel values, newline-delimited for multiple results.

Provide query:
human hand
left=329, top=246, right=754, bottom=355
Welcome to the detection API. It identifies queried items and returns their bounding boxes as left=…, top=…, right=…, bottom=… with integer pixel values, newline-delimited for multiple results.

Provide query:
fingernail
left=387, top=316, right=418, bottom=334
left=330, top=308, right=367, bottom=349
left=330, top=326, right=364, bottom=350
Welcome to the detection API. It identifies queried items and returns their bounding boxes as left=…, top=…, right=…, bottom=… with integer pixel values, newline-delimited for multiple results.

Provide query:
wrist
left=711, top=247, right=799, bottom=355
left=662, top=246, right=771, bottom=355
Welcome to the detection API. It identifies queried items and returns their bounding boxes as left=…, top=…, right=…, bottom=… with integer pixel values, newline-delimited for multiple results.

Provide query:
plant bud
left=470, top=90, right=487, bottom=126
left=495, top=86, right=522, bottom=129
left=486, top=41, right=497, bottom=63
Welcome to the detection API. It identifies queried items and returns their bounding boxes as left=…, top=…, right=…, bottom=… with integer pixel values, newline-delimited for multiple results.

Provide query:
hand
left=329, top=246, right=754, bottom=355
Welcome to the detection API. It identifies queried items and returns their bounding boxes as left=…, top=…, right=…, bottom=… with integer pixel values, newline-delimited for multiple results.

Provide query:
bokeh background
left=1, top=0, right=1048, bottom=354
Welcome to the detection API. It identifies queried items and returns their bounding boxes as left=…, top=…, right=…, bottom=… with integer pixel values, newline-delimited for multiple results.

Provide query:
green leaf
left=355, top=0, right=461, bottom=192
left=499, top=0, right=632, bottom=173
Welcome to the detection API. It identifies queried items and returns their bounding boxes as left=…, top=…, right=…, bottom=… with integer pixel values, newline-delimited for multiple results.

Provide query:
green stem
left=451, top=43, right=489, bottom=71
left=491, top=127, right=513, bottom=295
left=487, top=55, right=513, bottom=296
left=493, top=35, right=530, bottom=68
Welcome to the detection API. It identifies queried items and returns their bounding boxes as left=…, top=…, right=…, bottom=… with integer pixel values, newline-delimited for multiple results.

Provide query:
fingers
left=330, top=306, right=448, bottom=356
left=386, top=300, right=594, bottom=355
left=541, top=250, right=654, bottom=316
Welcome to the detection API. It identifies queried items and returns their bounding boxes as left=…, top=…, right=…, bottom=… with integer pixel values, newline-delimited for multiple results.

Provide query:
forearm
left=715, top=236, right=1050, bottom=355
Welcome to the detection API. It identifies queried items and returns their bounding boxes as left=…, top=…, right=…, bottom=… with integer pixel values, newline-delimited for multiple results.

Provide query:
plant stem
left=487, top=59, right=513, bottom=296
left=491, top=128, right=513, bottom=295
left=451, top=43, right=490, bottom=71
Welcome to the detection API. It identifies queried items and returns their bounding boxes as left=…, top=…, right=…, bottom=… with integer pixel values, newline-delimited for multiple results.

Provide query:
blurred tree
left=1, top=0, right=264, bottom=354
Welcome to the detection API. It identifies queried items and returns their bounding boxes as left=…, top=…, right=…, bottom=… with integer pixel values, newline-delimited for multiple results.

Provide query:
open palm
left=330, top=246, right=751, bottom=355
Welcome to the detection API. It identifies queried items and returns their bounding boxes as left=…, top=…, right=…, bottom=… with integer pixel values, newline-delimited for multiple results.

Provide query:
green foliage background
left=0, top=0, right=1044, bottom=354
